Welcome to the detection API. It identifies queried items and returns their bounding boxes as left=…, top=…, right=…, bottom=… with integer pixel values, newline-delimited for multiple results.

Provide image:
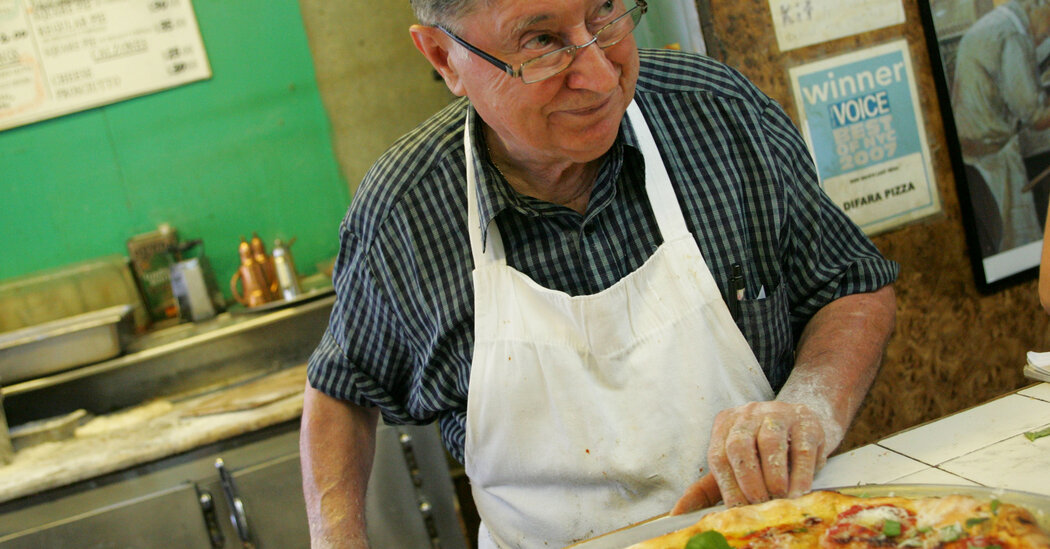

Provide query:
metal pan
left=0, top=304, right=135, bottom=384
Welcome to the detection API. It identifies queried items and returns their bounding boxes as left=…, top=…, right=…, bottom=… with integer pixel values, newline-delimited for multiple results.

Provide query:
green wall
left=0, top=0, right=349, bottom=297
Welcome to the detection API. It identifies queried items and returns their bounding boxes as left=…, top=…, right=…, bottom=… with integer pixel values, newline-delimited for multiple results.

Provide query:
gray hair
left=410, top=0, right=484, bottom=30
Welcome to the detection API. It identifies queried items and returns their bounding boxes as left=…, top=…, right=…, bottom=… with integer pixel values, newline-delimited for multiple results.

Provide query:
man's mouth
left=561, top=95, right=612, bottom=116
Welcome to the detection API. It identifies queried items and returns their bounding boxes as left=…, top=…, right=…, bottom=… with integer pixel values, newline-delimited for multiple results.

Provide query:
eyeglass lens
left=520, top=3, right=644, bottom=84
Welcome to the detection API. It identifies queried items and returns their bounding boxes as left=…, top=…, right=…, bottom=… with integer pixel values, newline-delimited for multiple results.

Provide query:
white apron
left=463, top=101, right=774, bottom=549
left=967, top=136, right=1042, bottom=250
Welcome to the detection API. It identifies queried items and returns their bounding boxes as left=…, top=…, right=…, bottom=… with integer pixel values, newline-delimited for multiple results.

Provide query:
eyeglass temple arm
left=436, top=26, right=517, bottom=77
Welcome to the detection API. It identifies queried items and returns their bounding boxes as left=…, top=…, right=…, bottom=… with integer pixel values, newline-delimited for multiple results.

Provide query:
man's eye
left=523, top=33, right=560, bottom=51
left=596, top=0, right=616, bottom=17
left=588, top=1, right=618, bottom=29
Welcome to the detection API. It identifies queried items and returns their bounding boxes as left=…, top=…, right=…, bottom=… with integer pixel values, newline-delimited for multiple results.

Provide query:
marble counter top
left=0, top=365, right=307, bottom=504
left=814, top=382, right=1050, bottom=496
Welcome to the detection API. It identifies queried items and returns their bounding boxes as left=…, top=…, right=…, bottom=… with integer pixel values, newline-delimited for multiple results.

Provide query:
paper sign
left=0, top=0, right=210, bottom=132
left=769, top=0, right=905, bottom=52
left=790, top=40, right=940, bottom=235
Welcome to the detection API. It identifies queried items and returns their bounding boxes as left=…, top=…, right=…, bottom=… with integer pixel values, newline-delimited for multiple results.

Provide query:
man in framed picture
left=952, top=0, right=1050, bottom=255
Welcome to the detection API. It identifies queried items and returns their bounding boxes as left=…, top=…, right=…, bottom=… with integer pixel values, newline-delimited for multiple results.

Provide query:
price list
left=0, top=0, right=210, bottom=131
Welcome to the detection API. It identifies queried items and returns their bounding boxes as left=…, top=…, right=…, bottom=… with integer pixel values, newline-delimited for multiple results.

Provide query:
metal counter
left=3, top=294, right=335, bottom=427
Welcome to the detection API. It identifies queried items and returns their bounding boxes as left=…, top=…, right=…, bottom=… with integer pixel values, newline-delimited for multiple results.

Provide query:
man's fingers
left=706, top=402, right=832, bottom=507
left=756, top=415, right=790, bottom=499
left=787, top=418, right=824, bottom=497
left=670, top=473, right=722, bottom=515
left=711, top=458, right=748, bottom=507
left=707, top=412, right=748, bottom=507
left=725, top=420, right=769, bottom=504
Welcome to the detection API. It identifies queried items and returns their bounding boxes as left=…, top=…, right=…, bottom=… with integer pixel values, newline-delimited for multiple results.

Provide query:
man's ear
left=410, top=25, right=467, bottom=97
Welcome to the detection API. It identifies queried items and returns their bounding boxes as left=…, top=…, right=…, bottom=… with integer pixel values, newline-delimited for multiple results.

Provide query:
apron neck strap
left=625, top=100, right=690, bottom=239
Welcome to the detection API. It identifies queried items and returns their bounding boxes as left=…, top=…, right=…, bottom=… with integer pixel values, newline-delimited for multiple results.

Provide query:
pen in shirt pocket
left=729, top=263, right=744, bottom=321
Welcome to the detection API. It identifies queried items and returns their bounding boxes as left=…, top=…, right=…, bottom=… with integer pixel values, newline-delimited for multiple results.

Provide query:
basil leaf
left=965, top=517, right=988, bottom=528
left=685, top=530, right=732, bottom=549
left=1024, top=426, right=1050, bottom=442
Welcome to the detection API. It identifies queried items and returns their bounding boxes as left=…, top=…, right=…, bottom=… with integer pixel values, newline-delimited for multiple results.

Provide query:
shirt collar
left=468, top=104, right=644, bottom=250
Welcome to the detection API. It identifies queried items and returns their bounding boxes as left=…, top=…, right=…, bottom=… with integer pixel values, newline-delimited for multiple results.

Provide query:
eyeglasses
left=437, top=1, right=647, bottom=84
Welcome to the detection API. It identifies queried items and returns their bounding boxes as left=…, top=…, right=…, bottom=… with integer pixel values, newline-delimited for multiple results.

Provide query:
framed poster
left=918, top=0, right=1050, bottom=292
left=789, top=40, right=941, bottom=236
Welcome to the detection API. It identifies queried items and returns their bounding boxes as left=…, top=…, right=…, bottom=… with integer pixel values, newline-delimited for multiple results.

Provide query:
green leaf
left=965, top=517, right=988, bottom=528
left=883, top=519, right=902, bottom=537
left=685, top=530, right=732, bottom=549
left=990, top=499, right=1000, bottom=516
left=1024, top=426, right=1050, bottom=442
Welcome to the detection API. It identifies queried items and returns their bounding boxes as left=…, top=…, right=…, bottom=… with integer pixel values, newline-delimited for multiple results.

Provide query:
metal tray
left=228, top=286, right=334, bottom=315
left=0, top=305, right=135, bottom=384
left=569, top=484, right=1050, bottom=548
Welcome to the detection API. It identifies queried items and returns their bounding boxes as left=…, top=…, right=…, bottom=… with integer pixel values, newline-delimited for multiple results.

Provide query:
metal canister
left=171, top=257, right=218, bottom=322
left=272, top=239, right=301, bottom=301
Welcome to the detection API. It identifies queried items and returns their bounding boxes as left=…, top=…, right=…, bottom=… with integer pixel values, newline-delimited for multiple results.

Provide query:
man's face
left=445, top=0, right=640, bottom=166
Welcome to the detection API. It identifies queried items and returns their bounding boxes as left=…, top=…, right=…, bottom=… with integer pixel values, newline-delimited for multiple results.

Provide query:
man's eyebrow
left=506, top=0, right=608, bottom=37
left=509, top=13, right=554, bottom=37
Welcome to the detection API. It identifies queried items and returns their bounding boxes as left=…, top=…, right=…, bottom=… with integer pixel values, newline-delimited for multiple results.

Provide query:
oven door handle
left=215, top=458, right=254, bottom=548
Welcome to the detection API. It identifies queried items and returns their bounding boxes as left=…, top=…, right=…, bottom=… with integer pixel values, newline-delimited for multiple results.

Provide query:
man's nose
left=564, top=35, right=620, bottom=91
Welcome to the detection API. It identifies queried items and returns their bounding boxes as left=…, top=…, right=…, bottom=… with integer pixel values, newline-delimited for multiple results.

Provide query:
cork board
left=695, top=0, right=1050, bottom=450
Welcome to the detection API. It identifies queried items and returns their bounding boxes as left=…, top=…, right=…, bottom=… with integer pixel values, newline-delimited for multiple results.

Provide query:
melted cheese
left=842, top=504, right=912, bottom=531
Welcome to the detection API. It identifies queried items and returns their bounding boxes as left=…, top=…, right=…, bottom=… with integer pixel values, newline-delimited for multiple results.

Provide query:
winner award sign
left=789, top=40, right=940, bottom=235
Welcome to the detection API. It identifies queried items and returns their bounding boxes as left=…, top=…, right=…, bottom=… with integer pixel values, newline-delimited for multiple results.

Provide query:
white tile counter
left=814, top=382, right=1050, bottom=496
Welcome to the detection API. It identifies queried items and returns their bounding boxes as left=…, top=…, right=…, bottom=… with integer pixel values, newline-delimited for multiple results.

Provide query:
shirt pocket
left=737, top=283, right=793, bottom=392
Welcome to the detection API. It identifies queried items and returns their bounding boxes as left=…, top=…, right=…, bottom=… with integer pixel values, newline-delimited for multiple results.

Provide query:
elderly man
left=300, top=1, right=898, bottom=548
left=951, top=0, right=1050, bottom=255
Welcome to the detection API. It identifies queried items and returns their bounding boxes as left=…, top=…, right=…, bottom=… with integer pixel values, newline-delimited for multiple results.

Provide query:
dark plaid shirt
left=307, top=49, right=899, bottom=464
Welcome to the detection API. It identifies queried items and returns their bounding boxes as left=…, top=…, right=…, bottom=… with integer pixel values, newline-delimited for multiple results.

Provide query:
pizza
left=627, top=490, right=1050, bottom=548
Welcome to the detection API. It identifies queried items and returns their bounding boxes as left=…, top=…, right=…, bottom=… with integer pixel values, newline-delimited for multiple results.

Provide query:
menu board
left=0, top=0, right=210, bottom=132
